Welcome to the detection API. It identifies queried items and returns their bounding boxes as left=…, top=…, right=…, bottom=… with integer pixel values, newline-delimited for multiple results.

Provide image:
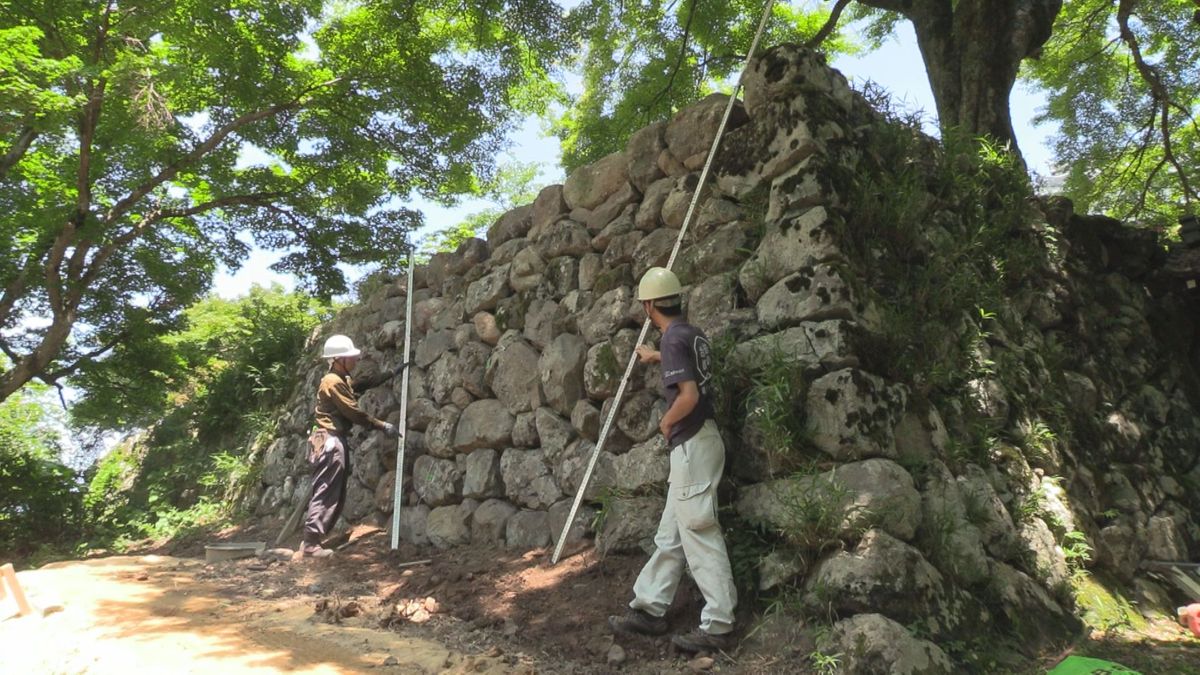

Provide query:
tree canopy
left=1027, top=0, right=1199, bottom=230
left=558, top=0, right=1197, bottom=229
left=0, top=0, right=568, bottom=402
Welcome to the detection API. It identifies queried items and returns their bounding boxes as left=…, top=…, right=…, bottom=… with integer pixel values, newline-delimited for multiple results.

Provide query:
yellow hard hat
left=637, top=267, right=682, bottom=301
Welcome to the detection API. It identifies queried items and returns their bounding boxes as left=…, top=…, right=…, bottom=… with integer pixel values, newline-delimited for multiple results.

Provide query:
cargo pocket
left=674, top=480, right=718, bottom=531
left=307, top=430, right=329, bottom=465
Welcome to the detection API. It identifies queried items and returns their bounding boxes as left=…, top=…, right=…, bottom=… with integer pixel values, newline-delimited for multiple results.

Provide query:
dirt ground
left=4, top=523, right=1199, bottom=673
left=0, top=525, right=771, bottom=674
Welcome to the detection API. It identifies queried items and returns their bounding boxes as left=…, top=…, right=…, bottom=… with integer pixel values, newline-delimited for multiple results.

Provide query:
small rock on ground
left=606, top=643, right=626, bottom=666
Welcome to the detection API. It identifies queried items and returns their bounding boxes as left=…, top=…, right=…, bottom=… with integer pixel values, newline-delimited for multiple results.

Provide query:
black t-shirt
left=660, top=320, right=715, bottom=446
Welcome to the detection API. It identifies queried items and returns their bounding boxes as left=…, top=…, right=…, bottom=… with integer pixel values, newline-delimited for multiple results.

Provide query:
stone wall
left=252, top=45, right=1200, bottom=667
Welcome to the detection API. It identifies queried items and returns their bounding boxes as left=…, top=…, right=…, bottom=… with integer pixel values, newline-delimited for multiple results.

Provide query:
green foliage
left=722, top=511, right=777, bottom=598
left=842, top=95, right=1042, bottom=406
left=809, top=647, right=843, bottom=675
left=556, top=0, right=854, bottom=170
left=1072, top=573, right=1147, bottom=635
left=1061, top=530, right=1093, bottom=575
left=1026, top=0, right=1199, bottom=227
left=0, top=374, right=82, bottom=560
left=419, top=161, right=546, bottom=258
left=770, top=474, right=852, bottom=565
left=74, top=285, right=326, bottom=546
left=709, top=334, right=815, bottom=474
left=0, top=0, right=569, bottom=401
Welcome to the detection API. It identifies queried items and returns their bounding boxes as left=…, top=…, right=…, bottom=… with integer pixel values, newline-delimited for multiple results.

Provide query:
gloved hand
left=382, top=422, right=400, bottom=438
left=391, top=360, right=415, bottom=378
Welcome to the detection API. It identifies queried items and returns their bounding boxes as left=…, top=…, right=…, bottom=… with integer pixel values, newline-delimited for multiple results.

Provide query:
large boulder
left=500, top=448, right=562, bottom=509
left=739, top=207, right=841, bottom=300
left=805, top=530, right=953, bottom=633
left=674, top=221, right=751, bottom=285
left=737, top=458, right=921, bottom=542
left=487, top=204, right=533, bottom=246
left=538, top=220, right=592, bottom=260
left=530, top=185, right=568, bottom=237
left=988, top=562, right=1080, bottom=653
left=818, top=613, right=952, bottom=675
left=539, top=334, right=588, bottom=417
left=625, top=121, right=667, bottom=191
left=457, top=341, right=491, bottom=399
left=631, top=228, right=678, bottom=280
left=564, top=151, right=629, bottom=210
left=509, top=247, right=546, bottom=293
left=415, top=329, right=456, bottom=369
left=427, top=501, right=476, bottom=549
left=462, top=448, right=503, bottom=500
left=921, top=461, right=992, bottom=586
left=579, top=287, right=640, bottom=345
left=549, top=498, right=597, bottom=547
left=597, top=496, right=663, bottom=556
left=464, top=265, right=511, bottom=315
left=485, top=334, right=542, bottom=414
left=412, top=455, right=462, bottom=507
left=506, top=510, right=551, bottom=550
left=524, top=298, right=565, bottom=350
left=806, top=369, right=908, bottom=461
left=535, top=407, right=576, bottom=461
left=554, top=439, right=618, bottom=500
left=424, top=405, right=461, bottom=459
left=471, top=498, right=518, bottom=544
left=740, top=44, right=855, bottom=118
left=398, top=504, right=431, bottom=545
left=614, top=436, right=670, bottom=493
left=732, top=320, right=858, bottom=377
left=664, top=94, right=749, bottom=167
left=453, top=399, right=515, bottom=453
left=755, top=264, right=862, bottom=330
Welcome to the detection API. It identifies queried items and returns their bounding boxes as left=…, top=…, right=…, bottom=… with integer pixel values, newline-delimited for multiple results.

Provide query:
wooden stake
left=1, top=563, right=33, bottom=617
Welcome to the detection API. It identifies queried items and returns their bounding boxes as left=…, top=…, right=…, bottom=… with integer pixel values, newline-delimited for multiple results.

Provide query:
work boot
left=608, top=608, right=669, bottom=636
left=301, top=543, right=334, bottom=558
left=671, top=628, right=733, bottom=653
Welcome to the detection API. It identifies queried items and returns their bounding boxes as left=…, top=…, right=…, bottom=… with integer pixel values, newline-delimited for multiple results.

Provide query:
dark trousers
left=303, top=432, right=351, bottom=546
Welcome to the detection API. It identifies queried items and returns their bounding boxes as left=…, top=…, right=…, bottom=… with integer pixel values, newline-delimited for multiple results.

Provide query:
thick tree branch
left=806, top=0, right=854, bottom=49
left=0, top=127, right=39, bottom=180
left=1116, top=0, right=1198, bottom=205
left=40, top=332, right=127, bottom=384
left=648, top=0, right=699, bottom=112
left=103, top=78, right=339, bottom=226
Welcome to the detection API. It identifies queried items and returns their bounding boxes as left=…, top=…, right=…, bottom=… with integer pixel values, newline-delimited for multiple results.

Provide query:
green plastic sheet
left=1047, top=655, right=1141, bottom=675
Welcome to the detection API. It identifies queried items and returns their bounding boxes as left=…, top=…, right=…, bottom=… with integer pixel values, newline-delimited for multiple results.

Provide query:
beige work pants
left=629, top=419, right=737, bottom=634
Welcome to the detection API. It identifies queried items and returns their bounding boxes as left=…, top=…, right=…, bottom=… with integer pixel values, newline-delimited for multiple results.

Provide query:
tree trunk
left=862, top=0, right=1062, bottom=163
left=0, top=313, right=74, bottom=403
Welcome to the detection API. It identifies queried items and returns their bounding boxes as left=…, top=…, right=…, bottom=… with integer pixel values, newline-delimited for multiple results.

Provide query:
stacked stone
left=248, top=44, right=1200, bottom=669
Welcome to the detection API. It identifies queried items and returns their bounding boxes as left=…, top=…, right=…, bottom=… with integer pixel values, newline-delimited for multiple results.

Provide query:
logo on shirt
left=694, top=336, right=712, bottom=388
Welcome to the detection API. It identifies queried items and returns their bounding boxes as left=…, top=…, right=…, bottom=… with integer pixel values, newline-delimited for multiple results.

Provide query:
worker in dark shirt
left=301, top=334, right=404, bottom=558
left=608, top=267, right=737, bottom=652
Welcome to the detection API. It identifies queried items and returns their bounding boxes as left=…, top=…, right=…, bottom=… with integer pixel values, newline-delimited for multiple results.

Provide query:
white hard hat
left=322, top=334, right=361, bottom=359
left=637, top=267, right=682, bottom=301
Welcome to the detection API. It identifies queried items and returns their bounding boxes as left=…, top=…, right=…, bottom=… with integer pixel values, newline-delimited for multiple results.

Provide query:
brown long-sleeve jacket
left=314, top=370, right=390, bottom=436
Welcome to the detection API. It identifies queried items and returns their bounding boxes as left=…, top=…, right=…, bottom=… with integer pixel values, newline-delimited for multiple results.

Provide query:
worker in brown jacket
left=301, top=334, right=405, bottom=557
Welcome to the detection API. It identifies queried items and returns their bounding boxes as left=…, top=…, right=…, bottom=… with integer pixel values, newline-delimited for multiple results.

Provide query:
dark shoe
left=608, top=608, right=668, bottom=636
left=671, top=628, right=733, bottom=653
left=301, top=544, right=334, bottom=558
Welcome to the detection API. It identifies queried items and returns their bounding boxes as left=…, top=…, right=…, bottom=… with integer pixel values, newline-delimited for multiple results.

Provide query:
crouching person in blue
left=608, top=267, right=737, bottom=653
left=300, top=334, right=405, bottom=558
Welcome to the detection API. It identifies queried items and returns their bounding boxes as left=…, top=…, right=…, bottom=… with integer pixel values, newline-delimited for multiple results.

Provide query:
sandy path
left=0, top=555, right=511, bottom=674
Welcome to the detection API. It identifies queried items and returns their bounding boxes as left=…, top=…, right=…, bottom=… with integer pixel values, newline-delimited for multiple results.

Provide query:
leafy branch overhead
left=562, top=0, right=1196, bottom=228
left=0, top=0, right=569, bottom=403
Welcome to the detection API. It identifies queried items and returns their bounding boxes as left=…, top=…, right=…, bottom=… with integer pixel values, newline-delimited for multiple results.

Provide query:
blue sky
left=211, top=20, right=1058, bottom=300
